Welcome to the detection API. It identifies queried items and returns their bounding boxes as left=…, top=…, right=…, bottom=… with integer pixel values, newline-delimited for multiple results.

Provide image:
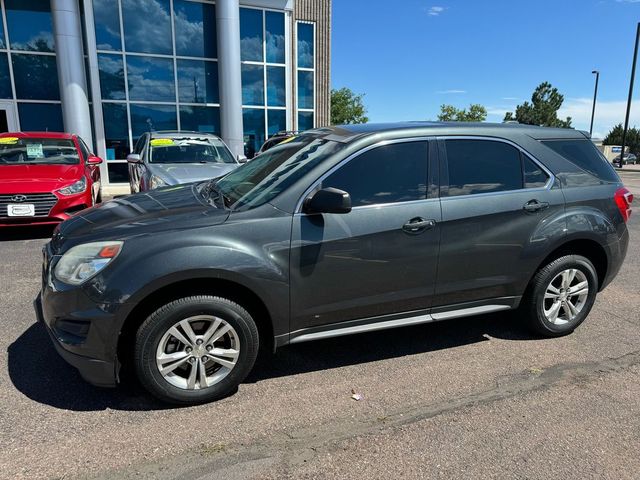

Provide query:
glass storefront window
left=177, top=59, right=218, bottom=104
left=243, top=108, right=265, bottom=159
left=130, top=103, right=177, bottom=138
left=267, top=66, right=285, bottom=107
left=173, top=0, right=216, bottom=58
left=17, top=103, right=63, bottom=131
left=5, top=0, right=55, bottom=53
left=297, top=70, right=314, bottom=110
left=268, top=109, right=286, bottom=136
left=241, top=64, right=264, bottom=106
left=180, top=105, right=220, bottom=134
left=127, top=55, right=175, bottom=102
left=12, top=54, right=60, bottom=100
left=240, top=8, right=263, bottom=62
left=102, top=103, right=130, bottom=160
left=98, top=54, right=126, bottom=100
left=107, top=162, right=130, bottom=183
left=122, top=0, right=172, bottom=55
left=298, top=111, right=314, bottom=131
left=0, top=55, right=12, bottom=99
left=297, top=23, right=314, bottom=69
left=265, top=12, right=285, bottom=64
left=93, top=0, right=121, bottom=51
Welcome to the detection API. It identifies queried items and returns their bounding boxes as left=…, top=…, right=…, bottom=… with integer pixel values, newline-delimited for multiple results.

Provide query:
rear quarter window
left=541, top=139, right=620, bottom=183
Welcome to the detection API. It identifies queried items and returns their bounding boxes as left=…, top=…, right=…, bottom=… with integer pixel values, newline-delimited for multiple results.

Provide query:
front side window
left=322, top=142, right=428, bottom=207
left=445, top=139, right=522, bottom=196
left=0, top=138, right=79, bottom=165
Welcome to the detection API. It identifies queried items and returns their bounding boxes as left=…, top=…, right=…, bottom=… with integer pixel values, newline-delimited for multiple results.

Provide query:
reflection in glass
left=242, top=64, right=264, bottom=106
left=298, top=111, right=314, bottom=131
left=173, top=0, right=216, bottom=58
left=297, top=23, right=314, bottom=69
left=93, top=0, right=121, bottom=51
left=240, top=8, right=263, bottom=62
left=179, top=106, right=220, bottom=134
left=267, top=66, right=285, bottom=107
left=130, top=103, right=177, bottom=138
left=108, top=163, right=130, bottom=183
left=122, top=0, right=172, bottom=55
left=297, top=71, right=314, bottom=109
left=127, top=55, right=175, bottom=102
left=266, top=12, right=285, bottom=64
left=177, top=59, right=218, bottom=104
left=12, top=54, right=60, bottom=100
left=0, top=55, right=12, bottom=99
left=268, top=109, right=286, bottom=136
left=5, top=0, right=55, bottom=52
left=98, top=54, right=126, bottom=100
left=0, top=17, right=4, bottom=49
left=102, top=103, right=130, bottom=159
left=243, top=108, right=265, bottom=158
left=17, top=103, right=63, bottom=131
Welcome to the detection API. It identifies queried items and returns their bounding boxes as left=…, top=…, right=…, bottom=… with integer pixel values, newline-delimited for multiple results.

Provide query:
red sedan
left=0, top=132, right=103, bottom=227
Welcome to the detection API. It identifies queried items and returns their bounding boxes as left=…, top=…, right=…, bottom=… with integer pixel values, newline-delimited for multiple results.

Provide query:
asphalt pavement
left=0, top=172, right=639, bottom=479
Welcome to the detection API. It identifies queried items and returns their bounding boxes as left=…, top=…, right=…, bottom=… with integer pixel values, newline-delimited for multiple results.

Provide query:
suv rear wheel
left=522, top=255, right=598, bottom=337
left=133, top=295, right=259, bottom=405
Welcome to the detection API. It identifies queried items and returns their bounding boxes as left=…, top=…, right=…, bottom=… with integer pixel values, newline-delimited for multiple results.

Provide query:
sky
left=331, top=0, right=640, bottom=139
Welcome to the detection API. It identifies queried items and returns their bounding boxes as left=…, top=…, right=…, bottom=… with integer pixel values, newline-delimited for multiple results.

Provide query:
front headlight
left=54, top=241, right=123, bottom=285
left=149, top=175, right=167, bottom=189
left=58, top=177, right=87, bottom=196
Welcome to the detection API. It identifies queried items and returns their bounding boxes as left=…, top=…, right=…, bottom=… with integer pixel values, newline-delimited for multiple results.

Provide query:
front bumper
left=0, top=190, right=92, bottom=227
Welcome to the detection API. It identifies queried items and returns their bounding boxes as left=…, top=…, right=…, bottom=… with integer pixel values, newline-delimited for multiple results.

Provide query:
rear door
left=290, top=139, right=441, bottom=330
left=434, top=137, right=565, bottom=308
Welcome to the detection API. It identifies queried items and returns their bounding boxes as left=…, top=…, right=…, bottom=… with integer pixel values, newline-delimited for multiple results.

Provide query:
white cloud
left=559, top=97, right=640, bottom=137
left=437, top=89, right=466, bottom=94
left=427, top=6, right=445, bottom=16
left=501, top=97, right=518, bottom=100
left=616, top=0, right=640, bottom=3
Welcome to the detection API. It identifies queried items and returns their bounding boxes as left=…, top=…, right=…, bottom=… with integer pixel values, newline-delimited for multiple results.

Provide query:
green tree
left=331, top=87, right=369, bottom=125
left=437, top=104, right=487, bottom=122
left=603, top=123, right=640, bottom=156
left=503, top=82, right=572, bottom=128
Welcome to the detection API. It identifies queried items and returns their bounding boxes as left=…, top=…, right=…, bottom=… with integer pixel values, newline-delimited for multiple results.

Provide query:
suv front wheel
left=133, top=295, right=259, bottom=405
left=522, top=255, right=598, bottom=337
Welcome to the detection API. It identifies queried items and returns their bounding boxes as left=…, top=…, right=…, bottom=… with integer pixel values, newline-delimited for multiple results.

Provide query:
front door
left=290, top=139, right=441, bottom=331
left=0, top=102, right=19, bottom=133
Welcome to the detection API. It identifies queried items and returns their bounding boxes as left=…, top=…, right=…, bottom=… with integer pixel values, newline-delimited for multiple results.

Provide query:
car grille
left=0, top=193, right=58, bottom=217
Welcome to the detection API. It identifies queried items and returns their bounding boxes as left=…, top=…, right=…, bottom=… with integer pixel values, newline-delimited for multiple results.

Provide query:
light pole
left=619, top=22, right=640, bottom=169
left=589, top=70, right=599, bottom=137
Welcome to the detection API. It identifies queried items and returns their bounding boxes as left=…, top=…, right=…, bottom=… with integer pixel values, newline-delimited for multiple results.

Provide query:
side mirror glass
left=303, top=187, right=352, bottom=215
left=87, top=155, right=103, bottom=165
left=237, top=154, right=248, bottom=163
left=127, top=153, right=142, bottom=164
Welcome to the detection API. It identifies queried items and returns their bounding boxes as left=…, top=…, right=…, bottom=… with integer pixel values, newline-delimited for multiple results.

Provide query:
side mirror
left=87, top=155, right=103, bottom=165
left=303, top=187, right=352, bottom=215
left=237, top=154, right=248, bottom=163
left=127, top=153, right=142, bottom=164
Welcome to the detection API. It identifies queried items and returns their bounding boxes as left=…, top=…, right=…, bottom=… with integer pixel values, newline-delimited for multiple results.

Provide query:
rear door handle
left=402, top=217, right=436, bottom=234
left=523, top=200, right=549, bottom=212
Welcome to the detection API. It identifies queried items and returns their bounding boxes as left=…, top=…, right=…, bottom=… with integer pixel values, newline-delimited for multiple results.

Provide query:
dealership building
left=0, top=0, right=331, bottom=191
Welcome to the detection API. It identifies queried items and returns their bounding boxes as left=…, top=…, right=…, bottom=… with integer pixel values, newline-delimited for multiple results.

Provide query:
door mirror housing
left=127, top=153, right=142, bottom=164
left=87, top=155, right=103, bottom=165
left=237, top=154, right=248, bottom=163
left=303, top=187, right=352, bottom=215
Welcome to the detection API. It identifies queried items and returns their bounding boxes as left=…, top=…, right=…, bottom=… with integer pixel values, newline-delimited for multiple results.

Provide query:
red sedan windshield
left=0, top=138, right=80, bottom=165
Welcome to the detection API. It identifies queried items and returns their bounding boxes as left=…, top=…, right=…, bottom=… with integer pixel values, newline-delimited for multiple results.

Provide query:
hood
left=148, top=163, right=238, bottom=185
left=54, top=182, right=229, bottom=248
left=0, top=164, right=83, bottom=194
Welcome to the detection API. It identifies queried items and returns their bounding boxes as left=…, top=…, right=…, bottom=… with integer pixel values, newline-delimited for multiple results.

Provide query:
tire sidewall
left=135, top=297, right=259, bottom=405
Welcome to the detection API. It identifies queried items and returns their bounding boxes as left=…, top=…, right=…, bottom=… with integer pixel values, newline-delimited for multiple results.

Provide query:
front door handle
left=402, top=217, right=436, bottom=234
left=523, top=200, right=549, bottom=213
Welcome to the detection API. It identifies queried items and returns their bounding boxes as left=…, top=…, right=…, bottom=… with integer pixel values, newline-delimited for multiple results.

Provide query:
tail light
left=614, top=187, right=633, bottom=222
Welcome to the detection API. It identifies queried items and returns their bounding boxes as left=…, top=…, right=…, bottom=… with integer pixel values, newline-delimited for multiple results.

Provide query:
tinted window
left=126, top=56, right=175, bottom=102
left=541, top=139, right=619, bottom=183
left=122, top=0, right=172, bottom=54
left=179, top=106, right=220, bottom=135
left=240, top=8, right=263, bottom=62
left=93, top=0, right=121, bottom=51
left=173, top=0, right=216, bottom=58
left=102, top=103, right=129, bottom=159
left=12, top=54, right=60, bottom=100
left=445, top=140, right=522, bottom=196
left=5, top=0, right=54, bottom=52
left=268, top=110, right=286, bottom=136
left=323, top=142, right=428, bottom=207
left=241, top=64, right=264, bottom=105
left=297, top=71, right=313, bottom=109
left=298, top=111, right=314, bottom=131
left=297, top=23, right=314, bottom=69
left=130, top=104, right=177, bottom=138
left=0, top=55, right=11, bottom=99
left=98, top=54, right=126, bottom=100
left=78, top=138, right=90, bottom=161
left=265, top=12, right=285, bottom=64
left=523, top=155, right=549, bottom=188
left=17, top=103, right=63, bottom=131
left=267, top=66, right=285, bottom=106
left=177, top=59, right=218, bottom=104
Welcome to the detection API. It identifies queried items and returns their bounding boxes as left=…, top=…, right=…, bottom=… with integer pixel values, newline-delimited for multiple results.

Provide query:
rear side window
left=523, top=156, right=549, bottom=188
left=541, top=139, right=619, bottom=183
left=445, top=139, right=522, bottom=196
left=322, top=141, right=428, bottom=207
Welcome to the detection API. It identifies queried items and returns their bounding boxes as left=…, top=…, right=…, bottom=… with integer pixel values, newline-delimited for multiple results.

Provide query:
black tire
left=521, top=255, right=598, bottom=337
left=134, top=295, right=259, bottom=405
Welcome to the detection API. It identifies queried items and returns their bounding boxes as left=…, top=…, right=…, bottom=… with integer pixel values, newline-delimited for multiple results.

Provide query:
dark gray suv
left=35, top=122, right=633, bottom=405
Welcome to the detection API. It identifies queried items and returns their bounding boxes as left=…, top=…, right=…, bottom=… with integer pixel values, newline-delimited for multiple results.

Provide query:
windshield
left=214, top=135, right=341, bottom=209
left=149, top=137, right=236, bottom=164
left=0, top=138, right=79, bottom=165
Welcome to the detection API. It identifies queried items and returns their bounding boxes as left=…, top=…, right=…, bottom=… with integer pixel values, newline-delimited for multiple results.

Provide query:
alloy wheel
left=543, top=268, right=589, bottom=325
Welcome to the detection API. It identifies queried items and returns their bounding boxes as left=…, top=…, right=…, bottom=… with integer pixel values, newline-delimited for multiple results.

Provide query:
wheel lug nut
left=189, top=357, right=196, bottom=363
left=186, top=347, right=192, bottom=353
left=202, top=357, right=208, bottom=363
left=196, top=339, right=203, bottom=345
left=206, top=345, right=212, bottom=351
